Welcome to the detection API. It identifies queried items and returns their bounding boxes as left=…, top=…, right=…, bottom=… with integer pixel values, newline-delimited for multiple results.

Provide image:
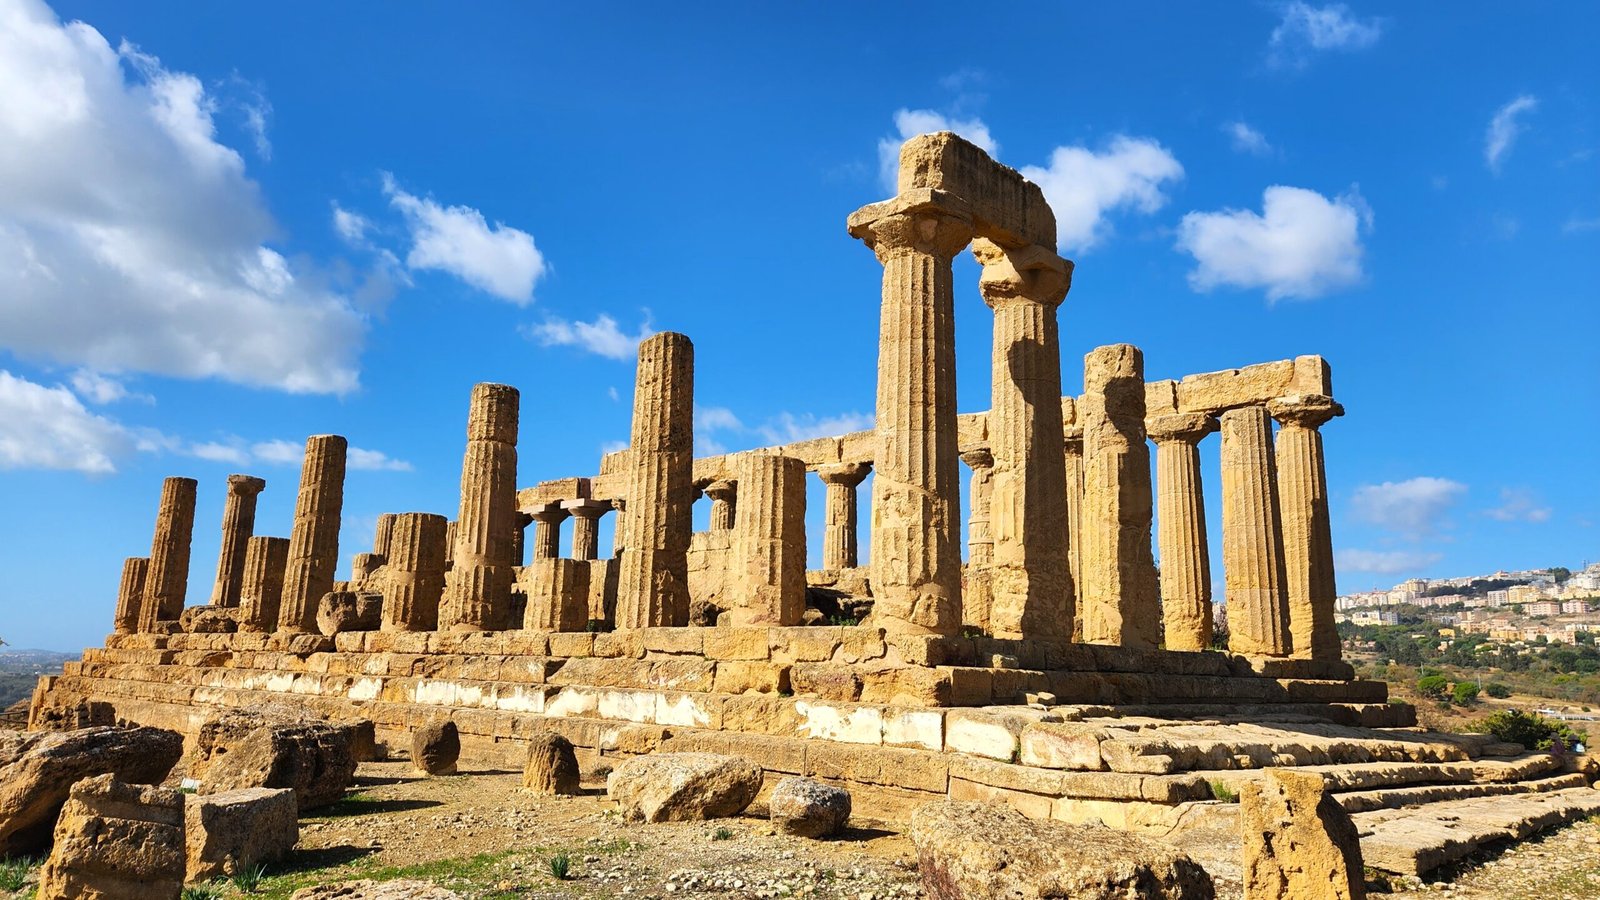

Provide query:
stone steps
left=1197, top=754, right=1561, bottom=796
left=1337, top=772, right=1591, bottom=813
left=1355, top=786, right=1600, bottom=875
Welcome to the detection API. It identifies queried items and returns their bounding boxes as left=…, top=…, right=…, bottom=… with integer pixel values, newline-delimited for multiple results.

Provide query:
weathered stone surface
left=1241, top=769, right=1365, bottom=900
left=768, top=776, right=852, bottom=837
left=910, top=800, right=1214, bottom=900
left=290, top=881, right=463, bottom=900
left=817, top=463, right=869, bottom=570
left=411, top=719, right=460, bottom=776
left=280, top=435, right=348, bottom=633
left=139, top=476, right=198, bottom=631
left=316, top=590, right=383, bottom=636
left=521, top=732, right=580, bottom=795
left=112, top=557, right=149, bottom=635
left=210, top=474, right=267, bottom=607
left=616, top=333, right=695, bottom=628
left=0, top=726, right=182, bottom=856
left=1220, top=407, right=1291, bottom=657
left=1269, top=395, right=1343, bottom=662
left=36, top=774, right=185, bottom=900
left=184, top=786, right=299, bottom=881
left=237, top=535, right=290, bottom=633
left=728, top=453, right=807, bottom=626
left=607, top=752, right=762, bottom=822
left=1149, top=413, right=1218, bottom=652
left=440, top=384, right=520, bottom=631
left=194, top=709, right=356, bottom=811
left=180, top=605, right=239, bottom=634
left=382, top=512, right=448, bottom=632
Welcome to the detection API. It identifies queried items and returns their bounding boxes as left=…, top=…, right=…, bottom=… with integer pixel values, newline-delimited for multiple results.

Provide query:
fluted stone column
left=238, top=536, right=289, bottom=633
left=960, top=447, right=995, bottom=632
left=382, top=512, right=448, bottom=632
left=440, top=383, right=520, bottom=631
left=615, top=332, right=694, bottom=629
left=138, top=476, right=197, bottom=632
left=610, top=501, right=627, bottom=556
left=1149, top=413, right=1218, bottom=652
left=373, top=514, right=397, bottom=558
left=1220, top=405, right=1292, bottom=657
left=277, top=435, right=346, bottom=632
left=703, top=480, right=737, bottom=532
left=974, top=238, right=1073, bottom=640
left=848, top=194, right=974, bottom=635
left=113, top=557, right=149, bottom=635
left=511, top=511, right=533, bottom=566
left=728, top=454, right=808, bottom=626
left=564, top=499, right=610, bottom=561
left=1062, top=425, right=1085, bottom=641
left=1270, top=394, right=1344, bottom=661
left=209, top=474, right=266, bottom=607
left=444, top=521, right=457, bottom=569
left=530, top=503, right=569, bottom=561
left=1079, top=345, right=1160, bottom=649
left=817, top=463, right=870, bottom=570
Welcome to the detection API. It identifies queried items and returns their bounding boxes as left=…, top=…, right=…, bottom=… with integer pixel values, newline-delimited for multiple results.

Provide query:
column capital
left=702, top=479, right=737, bottom=503
left=226, top=474, right=267, bottom=496
left=817, top=462, right=871, bottom=487
left=1146, top=412, right=1219, bottom=445
left=971, top=238, right=1073, bottom=310
left=959, top=446, right=993, bottom=471
left=848, top=190, right=975, bottom=263
left=529, top=502, right=570, bottom=524
left=1268, top=394, right=1344, bottom=430
left=560, top=498, right=611, bottom=520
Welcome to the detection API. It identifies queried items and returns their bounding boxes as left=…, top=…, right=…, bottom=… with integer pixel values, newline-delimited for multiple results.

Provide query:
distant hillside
left=0, top=649, right=73, bottom=710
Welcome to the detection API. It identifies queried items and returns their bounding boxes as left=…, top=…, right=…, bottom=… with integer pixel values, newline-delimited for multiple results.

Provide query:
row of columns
left=691, top=462, right=869, bottom=572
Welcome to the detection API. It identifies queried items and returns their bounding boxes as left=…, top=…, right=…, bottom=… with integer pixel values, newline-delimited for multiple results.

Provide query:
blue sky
left=1, top=1, right=1595, bottom=651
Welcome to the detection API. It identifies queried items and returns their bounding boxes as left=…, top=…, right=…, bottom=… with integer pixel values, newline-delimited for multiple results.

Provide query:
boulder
left=35, top=774, right=185, bottom=900
left=184, top=787, right=299, bottom=882
left=607, top=752, right=762, bottom=822
left=769, top=777, right=851, bottom=838
left=0, top=726, right=182, bottom=856
left=195, top=709, right=356, bottom=811
left=522, top=732, right=580, bottom=795
left=180, top=605, right=239, bottom=634
left=1241, top=769, right=1366, bottom=900
left=290, top=880, right=463, bottom=899
left=317, top=591, right=383, bottom=636
left=910, top=801, right=1214, bottom=900
left=411, top=719, right=460, bottom=776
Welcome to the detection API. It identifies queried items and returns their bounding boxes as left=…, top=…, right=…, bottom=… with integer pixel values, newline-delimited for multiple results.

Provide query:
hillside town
left=1335, top=562, right=1600, bottom=644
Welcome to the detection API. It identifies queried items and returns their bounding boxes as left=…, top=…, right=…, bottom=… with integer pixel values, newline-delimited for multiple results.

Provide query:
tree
left=1452, top=682, right=1481, bottom=705
left=1417, top=674, right=1450, bottom=699
left=1551, top=567, right=1572, bottom=585
left=1485, top=682, right=1512, bottom=698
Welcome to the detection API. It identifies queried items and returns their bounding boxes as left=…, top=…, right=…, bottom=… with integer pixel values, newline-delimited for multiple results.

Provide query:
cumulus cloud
left=1225, top=121, right=1273, bottom=156
left=1268, top=2, right=1384, bottom=66
left=382, top=173, right=545, bottom=304
left=695, top=406, right=744, bottom=434
left=69, top=369, right=151, bottom=405
left=348, top=447, right=413, bottom=472
left=1337, top=548, right=1443, bottom=575
left=1176, top=185, right=1370, bottom=301
left=331, top=204, right=372, bottom=244
left=1351, top=476, right=1468, bottom=537
left=0, top=0, right=366, bottom=393
left=1485, top=95, right=1538, bottom=173
left=0, top=370, right=132, bottom=473
left=1485, top=487, right=1552, bottom=523
left=1020, top=136, right=1184, bottom=253
left=877, top=108, right=999, bottom=193
left=525, top=313, right=654, bottom=360
left=755, top=411, right=875, bottom=445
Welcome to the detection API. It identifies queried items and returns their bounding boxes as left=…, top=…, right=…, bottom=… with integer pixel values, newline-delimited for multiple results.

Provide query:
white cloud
left=1225, top=121, right=1272, bottom=156
left=0, top=0, right=365, bottom=393
left=1485, top=95, right=1538, bottom=173
left=187, top=440, right=249, bottom=465
left=526, top=313, right=654, bottom=360
left=1269, top=2, right=1384, bottom=66
left=695, top=406, right=744, bottom=433
left=600, top=439, right=630, bottom=455
left=1485, top=488, right=1552, bottom=524
left=607, top=386, right=620, bottom=403
left=1337, top=549, right=1443, bottom=575
left=755, top=411, right=875, bottom=445
left=382, top=174, right=545, bottom=304
left=331, top=204, right=372, bottom=244
left=1020, top=136, right=1184, bottom=253
left=242, top=438, right=409, bottom=471
left=878, top=108, right=999, bottom=193
left=0, top=370, right=131, bottom=473
left=69, top=368, right=150, bottom=404
left=348, top=447, right=413, bottom=472
left=1351, top=476, right=1468, bottom=537
left=1176, top=185, right=1370, bottom=301
left=1564, top=214, right=1600, bottom=234
left=250, top=439, right=303, bottom=465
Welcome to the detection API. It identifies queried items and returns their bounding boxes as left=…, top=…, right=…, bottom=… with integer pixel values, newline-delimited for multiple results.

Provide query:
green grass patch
left=249, top=849, right=523, bottom=900
left=547, top=852, right=572, bottom=880
left=1209, top=779, right=1238, bottom=803
left=0, top=856, right=39, bottom=891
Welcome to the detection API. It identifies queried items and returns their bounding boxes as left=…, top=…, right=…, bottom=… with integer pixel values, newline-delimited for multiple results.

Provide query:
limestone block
left=1241, top=769, right=1365, bottom=900
left=290, top=881, right=463, bottom=900
left=728, top=453, right=808, bottom=626
left=521, top=732, right=580, bottom=795
left=112, top=557, right=149, bottom=635
left=180, top=606, right=239, bottom=634
left=607, top=752, right=762, bottom=822
left=946, top=708, right=1056, bottom=761
left=36, top=774, right=185, bottom=900
left=769, top=776, right=852, bottom=838
left=140, top=476, right=198, bottom=631
left=1177, top=360, right=1296, bottom=414
left=893, top=131, right=1056, bottom=248
left=522, top=558, right=591, bottom=632
left=702, top=626, right=770, bottom=661
left=184, top=787, right=298, bottom=881
left=238, top=536, right=290, bottom=633
left=440, top=384, right=520, bottom=631
left=1019, top=722, right=1111, bottom=771
left=194, top=710, right=357, bottom=811
left=317, top=591, right=382, bottom=636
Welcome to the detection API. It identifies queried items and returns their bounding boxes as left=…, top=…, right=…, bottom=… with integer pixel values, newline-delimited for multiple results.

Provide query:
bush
left=1481, top=709, right=1588, bottom=751
left=1416, top=674, right=1450, bottom=699
left=1452, top=682, right=1481, bottom=705
left=1485, top=682, right=1512, bottom=699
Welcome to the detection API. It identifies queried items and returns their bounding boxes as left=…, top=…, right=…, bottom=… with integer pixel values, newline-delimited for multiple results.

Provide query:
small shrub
left=231, top=863, right=268, bottom=893
left=827, top=614, right=860, bottom=627
left=0, top=857, right=38, bottom=892
left=1416, top=674, right=1450, bottom=699
left=1481, top=709, right=1588, bottom=751
left=182, top=885, right=225, bottom=900
left=547, top=852, right=572, bottom=881
left=712, top=826, right=734, bottom=841
left=1485, top=682, right=1512, bottom=699
left=1209, top=779, right=1237, bottom=803
left=1452, top=682, right=1481, bottom=705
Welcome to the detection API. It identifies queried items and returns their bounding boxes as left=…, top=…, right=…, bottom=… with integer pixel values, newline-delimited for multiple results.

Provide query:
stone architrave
left=1149, top=413, right=1219, bottom=652
left=728, top=453, right=807, bottom=626
left=1079, top=345, right=1160, bottom=649
left=112, top=557, right=149, bottom=635
left=373, top=514, right=397, bottom=558
left=208, top=475, right=266, bottom=608
left=1220, top=405, right=1292, bottom=657
left=529, top=502, right=569, bottom=561
left=816, top=463, right=869, bottom=570
left=1062, top=424, right=1085, bottom=641
left=1270, top=394, right=1344, bottom=662
left=382, top=512, right=448, bottom=632
left=703, top=480, right=737, bottom=532
left=848, top=191, right=974, bottom=636
left=237, top=537, right=290, bottom=633
left=278, top=435, right=347, bottom=633
left=139, top=476, right=198, bottom=632
left=439, top=383, right=520, bottom=631
left=615, top=332, right=695, bottom=628
left=960, top=447, right=995, bottom=633
left=563, top=499, right=610, bottom=561
left=974, top=238, right=1074, bottom=640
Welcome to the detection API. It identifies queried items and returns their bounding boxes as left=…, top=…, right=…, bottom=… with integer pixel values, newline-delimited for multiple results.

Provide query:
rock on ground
left=607, top=752, right=763, bottom=823
left=522, top=732, right=580, bottom=795
left=768, top=777, right=851, bottom=838
left=910, top=800, right=1215, bottom=900
left=290, top=879, right=463, bottom=899
left=185, top=786, right=299, bottom=881
left=35, top=774, right=185, bottom=900
left=411, top=719, right=460, bottom=776
left=0, top=726, right=182, bottom=856
left=1241, top=769, right=1365, bottom=900
left=194, top=709, right=357, bottom=811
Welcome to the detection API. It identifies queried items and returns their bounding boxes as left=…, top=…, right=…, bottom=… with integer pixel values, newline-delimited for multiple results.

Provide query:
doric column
left=728, top=453, right=808, bottom=626
left=530, top=503, right=569, bottom=561
left=382, top=512, right=448, bottom=632
left=1220, top=405, right=1292, bottom=657
left=237, top=536, right=290, bottom=633
left=511, top=511, right=533, bottom=566
left=439, top=383, right=520, bottom=631
left=1079, top=345, right=1160, bottom=649
left=615, top=332, right=695, bottom=629
left=609, top=501, right=627, bottom=556
left=816, top=463, right=869, bottom=570
left=1149, top=413, right=1219, bottom=652
left=703, top=480, right=737, bottom=532
left=973, top=238, right=1073, bottom=640
left=138, top=476, right=197, bottom=632
left=278, top=435, right=347, bottom=633
left=373, top=513, right=397, bottom=558
left=1269, top=394, right=1344, bottom=661
left=113, top=557, right=149, bottom=635
left=1062, top=424, right=1085, bottom=641
left=563, top=499, right=610, bottom=561
left=848, top=192, right=974, bottom=635
left=209, top=474, right=266, bottom=607
left=960, top=447, right=995, bottom=632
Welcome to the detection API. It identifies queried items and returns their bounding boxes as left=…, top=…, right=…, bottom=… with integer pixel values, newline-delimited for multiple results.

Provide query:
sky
left=0, top=0, right=1596, bottom=651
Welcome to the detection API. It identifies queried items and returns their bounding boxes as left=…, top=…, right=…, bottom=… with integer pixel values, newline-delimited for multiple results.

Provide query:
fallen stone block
left=194, top=710, right=356, bottom=811
left=768, top=776, right=851, bottom=838
left=35, top=774, right=185, bottom=900
left=317, top=591, right=383, bottom=636
left=185, top=787, right=299, bottom=881
left=1241, top=769, right=1365, bottom=900
left=607, top=752, right=762, bottom=822
left=411, top=719, right=460, bottom=775
left=522, top=732, right=580, bottom=795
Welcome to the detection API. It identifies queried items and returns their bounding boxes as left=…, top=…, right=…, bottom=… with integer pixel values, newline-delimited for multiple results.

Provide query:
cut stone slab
left=35, top=774, right=185, bottom=900
left=185, top=787, right=299, bottom=881
left=1240, top=769, right=1365, bottom=900
left=607, top=752, right=762, bottom=823
left=521, top=732, right=580, bottom=795
left=1356, top=786, right=1600, bottom=875
left=195, top=711, right=357, bottom=811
